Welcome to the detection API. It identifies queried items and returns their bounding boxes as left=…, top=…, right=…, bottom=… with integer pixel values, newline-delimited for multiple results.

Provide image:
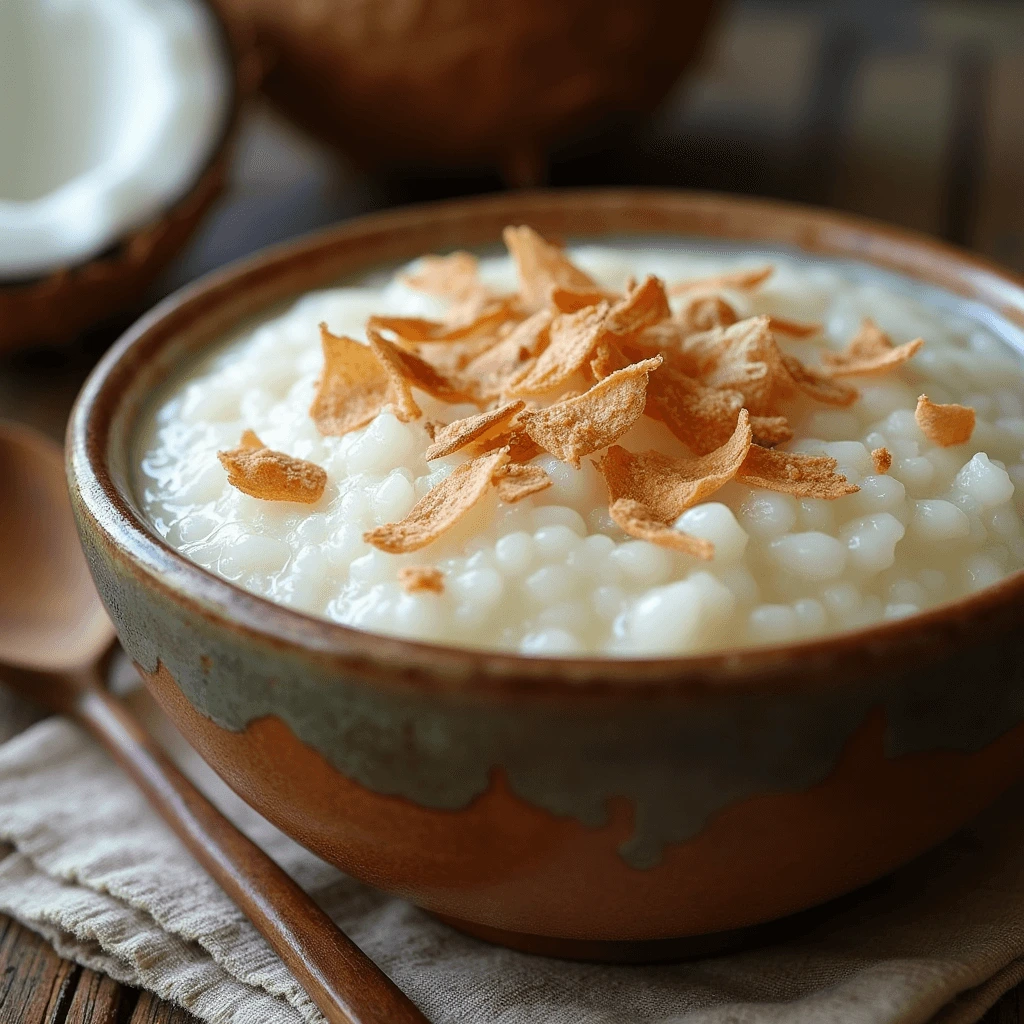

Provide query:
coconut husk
left=210, top=0, right=718, bottom=178
left=0, top=8, right=260, bottom=355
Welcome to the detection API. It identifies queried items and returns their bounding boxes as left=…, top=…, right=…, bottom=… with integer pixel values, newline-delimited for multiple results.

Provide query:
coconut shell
left=211, top=0, right=718, bottom=179
left=0, top=9, right=261, bottom=355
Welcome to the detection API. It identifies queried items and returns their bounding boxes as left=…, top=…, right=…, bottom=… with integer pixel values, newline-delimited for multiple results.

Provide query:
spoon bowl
left=0, top=422, right=115, bottom=674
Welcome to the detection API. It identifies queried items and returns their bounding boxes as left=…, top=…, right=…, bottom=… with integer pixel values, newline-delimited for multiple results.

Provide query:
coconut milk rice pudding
left=136, top=228, right=1024, bottom=656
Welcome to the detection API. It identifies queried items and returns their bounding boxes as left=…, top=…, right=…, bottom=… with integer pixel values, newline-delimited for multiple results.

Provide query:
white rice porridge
left=136, top=244, right=1024, bottom=656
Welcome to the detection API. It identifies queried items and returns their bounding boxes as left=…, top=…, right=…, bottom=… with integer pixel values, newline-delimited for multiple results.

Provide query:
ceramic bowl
left=67, top=190, right=1024, bottom=960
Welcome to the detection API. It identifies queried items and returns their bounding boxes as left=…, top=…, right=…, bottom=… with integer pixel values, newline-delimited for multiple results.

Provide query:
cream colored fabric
left=1, top=675, right=1023, bottom=1024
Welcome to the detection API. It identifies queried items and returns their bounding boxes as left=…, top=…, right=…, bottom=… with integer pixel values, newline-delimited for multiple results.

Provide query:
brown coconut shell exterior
left=211, top=0, right=719, bottom=178
left=0, top=9, right=261, bottom=356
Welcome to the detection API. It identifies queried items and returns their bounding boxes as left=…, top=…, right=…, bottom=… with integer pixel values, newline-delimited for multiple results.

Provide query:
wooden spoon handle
left=72, top=673, right=429, bottom=1024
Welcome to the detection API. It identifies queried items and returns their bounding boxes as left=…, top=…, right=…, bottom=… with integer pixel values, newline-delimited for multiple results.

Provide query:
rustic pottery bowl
left=68, top=190, right=1024, bottom=960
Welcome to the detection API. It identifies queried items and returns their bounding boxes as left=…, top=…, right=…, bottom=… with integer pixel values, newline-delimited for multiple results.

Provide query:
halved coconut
left=0, top=0, right=253, bottom=353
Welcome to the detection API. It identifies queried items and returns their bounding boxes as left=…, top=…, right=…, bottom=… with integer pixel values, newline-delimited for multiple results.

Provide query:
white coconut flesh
left=0, top=0, right=230, bottom=280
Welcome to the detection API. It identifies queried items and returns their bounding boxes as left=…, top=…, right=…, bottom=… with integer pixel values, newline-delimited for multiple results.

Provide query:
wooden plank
left=972, top=54, right=1024, bottom=271
left=129, top=991, right=198, bottom=1024
left=832, top=53, right=955, bottom=235
left=0, top=914, right=80, bottom=1024
left=65, top=970, right=131, bottom=1024
left=0, top=910, right=192, bottom=1024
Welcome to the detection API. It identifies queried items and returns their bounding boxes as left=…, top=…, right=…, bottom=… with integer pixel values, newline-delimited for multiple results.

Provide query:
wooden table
left=0, top=910, right=185, bottom=1024
left=3, top=1, right=1024, bottom=1020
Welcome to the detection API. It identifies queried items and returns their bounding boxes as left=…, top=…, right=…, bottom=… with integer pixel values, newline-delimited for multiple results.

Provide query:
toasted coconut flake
left=368, top=328, right=478, bottom=418
left=504, top=225, right=597, bottom=310
left=409, top=333, right=501, bottom=375
left=402, top=252, right=480, bottom=301
left=750, top=415, right=794, bottom=447
left=645, top=364, right=745, bottom=455
left=311, top=324, right=392, bottom=436
left=517, top=356, right=662, bottom=468
left=769, top=316, right=822, bottom=338
left=365, top=449, right=509, bottom=553
left=366, top=331, right=422, bottom=420
left=605, top=276, right=672, bottom=336
left=466, top=309, right=552, bottom=397
left=781, top=353, right=859, bottom=407
left=705, top=358, right=776, bottom=416
left=739, top=445, right=858, bottom=499
left=425, top=400, right=524, bottom=460
left=675, top=294, right=738, bottom=333
left=365, top=315, right=466, bottom=344
left=506, top=302, right=610, bottom=396
left=554, top=386, right=586, bottom=402
left=609, top=498, right=714, bottom=558
left=550, top=286, right=618, bottom=313
left=679, top=318, right=764, bottom=375
left=218, top=431, right=326, bottom=504
left=694, top=318, right=856, bottom=412
left=398, top=565, right=445, bottom=594
left=915, top=395, right=975, bottom=447
left=598, top=410, right=752, bottom=521
left=670, top=265, right=774, bottom=296
left=685, top=317, right=785, bottom=415
left=871, top=446, right=892, bottom=473
left=642, top=313, right=849, bottom=418
left=631, top=319, right=697, bottom=364
left=821, top=319, right=924, bottom=377
left=366, top=295, right=517, bottom=344
left=589, top=337, right=632, bottom=380
left=493, top=462, right=552, bottom=503
left=471, top=430, right=545, bottom=463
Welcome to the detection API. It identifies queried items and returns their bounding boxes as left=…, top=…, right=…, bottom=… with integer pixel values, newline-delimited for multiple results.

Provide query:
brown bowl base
left=431, top=884, right=871, bottom=963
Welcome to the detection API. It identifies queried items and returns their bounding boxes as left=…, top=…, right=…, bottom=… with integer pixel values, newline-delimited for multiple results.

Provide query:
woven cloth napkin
left=4, top=661, right=1024, bottom=1024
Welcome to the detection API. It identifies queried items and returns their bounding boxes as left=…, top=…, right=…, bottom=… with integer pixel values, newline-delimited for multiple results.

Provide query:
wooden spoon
left=0, top=421, right=429, bottom=1024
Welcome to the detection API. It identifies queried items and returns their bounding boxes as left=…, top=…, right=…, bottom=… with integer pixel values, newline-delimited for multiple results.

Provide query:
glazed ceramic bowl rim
left=68, top=188, right=1024, bottom=696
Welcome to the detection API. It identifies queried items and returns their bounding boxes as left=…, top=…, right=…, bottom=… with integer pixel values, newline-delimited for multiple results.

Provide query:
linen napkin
left=3, top=662, right=1024, bottom=1024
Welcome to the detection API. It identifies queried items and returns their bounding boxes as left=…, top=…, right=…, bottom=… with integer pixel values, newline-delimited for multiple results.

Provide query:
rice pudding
left=136, top=229, right=1024, bottom=656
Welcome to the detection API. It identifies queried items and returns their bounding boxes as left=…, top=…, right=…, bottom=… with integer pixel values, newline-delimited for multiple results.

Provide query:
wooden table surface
left=2, top=0, right=1024, bottom=1020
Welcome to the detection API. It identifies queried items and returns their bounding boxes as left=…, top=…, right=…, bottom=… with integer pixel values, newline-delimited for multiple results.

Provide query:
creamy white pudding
left=136, top=236, right=1024, bottom=656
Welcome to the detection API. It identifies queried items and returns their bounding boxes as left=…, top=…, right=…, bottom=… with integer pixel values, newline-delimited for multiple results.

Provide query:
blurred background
left=1, top=0, right=1021, bottom=439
